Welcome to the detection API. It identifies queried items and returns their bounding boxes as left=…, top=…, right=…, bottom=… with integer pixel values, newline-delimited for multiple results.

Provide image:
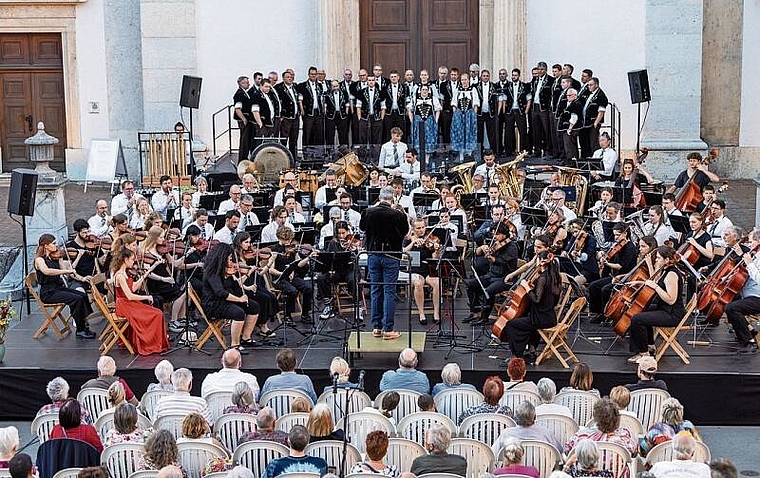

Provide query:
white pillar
left=491, top=0, right=527, bottom=73
left=319, top=0, right=361, bottom=78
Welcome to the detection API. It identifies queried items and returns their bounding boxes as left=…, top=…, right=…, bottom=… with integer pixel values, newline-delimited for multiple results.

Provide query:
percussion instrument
left=251, top=142, right=293, bottom=183
left=333, top=152, right=368, bottom=186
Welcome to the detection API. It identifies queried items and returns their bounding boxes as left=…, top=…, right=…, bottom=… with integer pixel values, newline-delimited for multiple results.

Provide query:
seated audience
left=77, top=467, right=108, bottom=478
left=565, top=398, right=638, bottom=458
left=156, top=465, right=184, bottom=478
left=608, top=386, right=640, bottom=420
left=379, top=348, right=430, bottom=394
left=322, top=356, right=358, bottom=393
left=146, top=360, right=175, bottom=392
left=504, top=357, right=538, bottom=394
left=493, top=437, right=540, bottom=478
left=260, top=349, right=318, bottom=403
left=431, top=363, right=477, bottom=397
left=410, top=424, right=467, bottom=477
left=81, top=356, right=138, bottom=405
left=491, top=401, right=564, bottom=457
left=9, top=454, right=33, bottom=478
left=177, top=413, right=224, bottom=448
left=559, top=362, right=601, bottom=397
left=417, top=394, right=436, bottom=412
left=137, top=430, right=184, bottom=474
left=649, top=434, right=710, bottom=477
left=36, top=377, right=93, bottom=425
left=239, top=407, right=289, bottom=446
left=362, top=392, right=399, bottom=425
left=458, top=376, right=512, bottom=425
left=223, top=382, right=259, bottom=415
left=153, top=368, right=212, bottom=425
left=0, top=426, right=19, bottom=468
left=624, top=356, right=668, bottom=392
left=562, top=439, right=612, bottom=477
left=106, top=381, right=127, bottom=411
left=263, top=425, right=327, bottom=478
left=290, top=397, right=313, bottom=413
left=50, top=399, right=103, bottom=453
left=709, top=458, right=738, bottom=478
left=306, top=403, right=345, bottom=442
left=640, top=398, right=701, bottom=457
left=103, top=403, right=152, bottom=447
left=535, top=378, right=573, bottom=418
left=349, top=431, right=400, bottom=478
left=201, top=348, right=260, bottom=400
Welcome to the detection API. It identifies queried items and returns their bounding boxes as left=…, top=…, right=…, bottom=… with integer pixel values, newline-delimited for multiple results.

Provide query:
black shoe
left=525, top=351, right=537, bottom=365
left=589, top=314, right=606, bottom=324
left=239, top=338, right=257, bottom=347
left=738, top=342, right=758, bottom=354
left=463, top=312, right=479, bottom=323
left=76, top=328, right=96, bottom=339
left=419, top=317, right=428, bottom=325
left=232, top=345, right=250, bottom=355
left=697, top=318, right=719, bottom=327
left=257, top=329, right=276, bottom=338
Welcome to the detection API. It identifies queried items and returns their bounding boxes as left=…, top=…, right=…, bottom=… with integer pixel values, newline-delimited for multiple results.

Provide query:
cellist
left=626, top=245, right=685, bottom=363
left=725, top=229, right=760, bottom=354
left=682, top=213, right=714, bottom=298
left=666, top=152, right=720, bottom=195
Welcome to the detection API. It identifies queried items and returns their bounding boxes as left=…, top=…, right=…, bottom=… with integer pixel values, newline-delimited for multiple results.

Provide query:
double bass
left=674, top=148, right=719, bottom=212
left=696, top=243, right=760, bottom=324
left=491, top=253, right=554, bottom=341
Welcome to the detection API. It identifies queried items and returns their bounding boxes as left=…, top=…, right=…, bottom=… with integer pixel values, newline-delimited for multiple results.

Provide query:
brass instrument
left=494, top=151, right=529, bottom=199
left=625, top=209, right=647, bottom=243
left=449, top=161, right=476, bottom=199
left=556, top=165, right=589, bottom=216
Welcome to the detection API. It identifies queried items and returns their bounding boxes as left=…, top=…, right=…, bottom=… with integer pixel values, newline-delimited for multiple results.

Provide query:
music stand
left=575, top=157, right=605, bottom=171
left=366, top=187, right=381, bottom=205
left=520, top=206, right=548, bottom=229
left=325, top=188, right=338, bottom=205
left=250, top=192, right=269, bottom=207
left=208, top=214, right=226, bottom=230
left=344, top=185, right=365, bottom=202
left=199, top=194, right=223, bottom=212
left=643, top=191, right=663, bottom=207
left=296, top=191, right=314, bottom=213
left=244, top=224, right=264, bottom=241
left=601, top=220, right=617, bottom=243
left=302, top=251, right=354, bottom=343
left=252, top=206, right=269, bottom=224
left=293, top=227, right=317, bottom=245
left=609, top=186, right=631, bottom=205
left=668, top=214, right=690, bottom=244
left=412, top=192, right=438, bottom=216
left=459, top=194, right=478, bottom=210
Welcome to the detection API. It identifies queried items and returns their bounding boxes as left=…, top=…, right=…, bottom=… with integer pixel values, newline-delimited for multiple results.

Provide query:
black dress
left=36, top=257, right=92, bottom=332
left=629, top=266, right=685, bottom=353
left=504, top=271, right=559, bottom=356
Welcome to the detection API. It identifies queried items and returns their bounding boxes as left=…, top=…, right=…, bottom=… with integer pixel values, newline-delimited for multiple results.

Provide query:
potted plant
left=0, top=297, right=16, bottom=363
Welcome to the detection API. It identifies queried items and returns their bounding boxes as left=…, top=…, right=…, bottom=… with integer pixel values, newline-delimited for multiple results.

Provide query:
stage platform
left=1, top=299, right=759, bottom=425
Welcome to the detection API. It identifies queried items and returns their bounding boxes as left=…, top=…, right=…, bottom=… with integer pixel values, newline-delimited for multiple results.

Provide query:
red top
left=50, top=424, right=104, bottom=453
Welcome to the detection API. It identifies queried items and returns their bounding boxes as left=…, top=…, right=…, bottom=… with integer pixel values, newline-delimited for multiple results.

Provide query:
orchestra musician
left=378, top=127, right=407, bottom=170
left=367, top=169, right=381, bottom=188
left=473, top=204, right=506, bottom=276
left=183, top=208, right=214, bottom=240
left=130, top=198, right=152, bottom=231
left=504, top=198, right=525, bottom=241
left=590, top=133, right=618, bottom=180
left=682, top=213, right=714, bottom=298
left=111, top=180, right=144, bottom=220
left=485, top=184, right=505, bottom=209
left=241, top=173, right=260, bottom=195
left=403, top=218, right=442, bottom=325
left=643, top=205, right=677, bottom=246
left=587, top=223, right=638, bottom=322
left=626, top=246, right=685, bottom=363
left=67, top=219, right=106, bottom=290
left=88, top=200, right=113, bottom=238
left=273, top=171, right=299, bottom=207
left=284, top=196, right=306, bottom=224
left=589, top=187, right=614, bottom=220
left=433, top=209, right=459, bottom=258
left=216, top=210, right=241, bottom=245
left=393, top=148, right=422, bottom=187
left=202, top=242, right=260, bottom=354
left=262, top=206, right=294, bottom=244
left=33, top=234, right=95, bottom=339
left=110, top=214, right=130, bottom=243
left=695, top=184, right=715, bottom=214
left=390, top=177, right=416, bottom=219
left=232, top=232, right=277, bottom=338
left=442, top=194, right=468, bottom=235
left=150, top=175, right=179, bottom=221
left=666, top=152, right=720, bottom=195
left=338, top=194, right=362, bottom=230
left=172, top=191, right=196, bottom=230
left=268, top=226, right=315, bottom=324
left=724, top=229, right=760, bottom=354
left=237, top=195, right=261, bottom=231
left=318, top=207, right=344, bottom=250
left=558, top=218, right=599, bottom=287
left=191, top=176, right=208, bottom=208
left=316, top=221, right=356, bottom=320
left=180, top=225, right=206, bottom=294
left=705, top=199, right=733, bottom=248
left=615, top=159, right=653, bottom=207
left=140, top=226, right=186, bottom=329
left=217, top=185, right=242, bottom=216
left=314, top=170, right=338, bottom=210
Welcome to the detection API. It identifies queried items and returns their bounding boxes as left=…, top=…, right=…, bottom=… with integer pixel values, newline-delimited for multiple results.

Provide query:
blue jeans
left=368, top=254, right=400, bottom=332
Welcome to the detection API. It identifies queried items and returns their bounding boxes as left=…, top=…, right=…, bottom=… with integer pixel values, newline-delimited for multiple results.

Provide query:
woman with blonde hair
left=639, top=397, right=701, bottom=457
left=322, top=357, right=357, bottom=393
left=130, top=198, right=153, bottom=230
left=306, top=403, right=345, bottom=442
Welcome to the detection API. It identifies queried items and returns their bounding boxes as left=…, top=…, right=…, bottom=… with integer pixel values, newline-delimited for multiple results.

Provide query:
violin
left=156, top=238, right=186, bottom=256
left=134, top=230, right=149, bottom=242
left=571, top=231, right=588, bottom=260
left=340, top=234, right=363, bottom=252
left=49, top=248, right=64, bottom=260
left=195, top=238, right=220, bottom=252
left=598, top=237, right=628, bottom=275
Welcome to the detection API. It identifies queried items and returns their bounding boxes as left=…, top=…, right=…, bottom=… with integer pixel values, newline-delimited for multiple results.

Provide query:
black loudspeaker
left=627, top=69, right=651, bottom=104
left=179, top=75, right=202, bottom=108
left=7, top=168, right=38, bottom=216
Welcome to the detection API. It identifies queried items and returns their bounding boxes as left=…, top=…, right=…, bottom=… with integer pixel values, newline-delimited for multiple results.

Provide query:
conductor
left=360, top=186, right=409, bottom=340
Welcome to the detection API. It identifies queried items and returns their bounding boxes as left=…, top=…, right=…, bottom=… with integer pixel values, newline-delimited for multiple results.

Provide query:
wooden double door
left=0, top=33, right=67, bottom=172
left=360, top=0, right=479, bottom=76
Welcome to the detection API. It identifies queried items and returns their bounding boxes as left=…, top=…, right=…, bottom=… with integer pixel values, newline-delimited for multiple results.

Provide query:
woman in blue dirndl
left=450, top=75, right=479, bottom=161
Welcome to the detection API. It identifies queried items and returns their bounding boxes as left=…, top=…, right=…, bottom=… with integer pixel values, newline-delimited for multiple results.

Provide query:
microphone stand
left=338, top=370, right=365, bottom=478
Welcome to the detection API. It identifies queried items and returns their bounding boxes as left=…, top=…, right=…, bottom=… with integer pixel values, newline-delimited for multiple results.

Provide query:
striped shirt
left=154, top=391, right=212, bottom=424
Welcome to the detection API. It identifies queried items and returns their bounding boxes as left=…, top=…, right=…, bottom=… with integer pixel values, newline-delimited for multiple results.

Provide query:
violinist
left=143, top=212, right=163, bottom=231
left=504, top=198, right=525, bottom=240
left=643, top=205, right=677, bottom=247
left=110, top=214, right=130, bottom=242
left=666, top=152, right=720, bottom=195
left=33, top=234, right=95, bottom=339
left=268, top=226, right=315, bottom=323
left=233, top=232, right=277, bottom=338
left=110, top=248, right=169, bottom=355
left=316, top=221, right=357, bottom=320
left=403, top=218, right=442, bottom=325
left=682, top=213, right=714, bottom=297
left=587, top=223, right=638, bottom=322
left=548, top=189, right=577, bottom=225
left=694, top=184, right=715, bottom=214
left=725, top=229, right=760, bottom=354
left=66, top=219, right=106, bottom=291
left=262, top=206, right=294, bottom=244
left=87, top=200, right=113, bottom=237
left=559, top=218, right=599, bottom=287
left=502, top=249, right=562, bottom=362
left=319, top=208, right=344, bottom=250
left=179, top=225, right=206, bottom=293
left=141, top=226, right=187, bottom=331
left=705, top=199, right=732, bottom=248
left=626, top=245, right=685, bottom=363
left=534, top=208, right=567, bottom=254
left=129, top=198, right=153, bottom=231
left=202, top=242, right=260, bottom=354
left=473, top=205, right=505, bottom=275
left=465, top=222, right=519, bottom=326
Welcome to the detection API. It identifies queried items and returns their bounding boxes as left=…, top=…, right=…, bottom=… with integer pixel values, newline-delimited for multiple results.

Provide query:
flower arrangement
left=0, top=298, right=16, bottom=344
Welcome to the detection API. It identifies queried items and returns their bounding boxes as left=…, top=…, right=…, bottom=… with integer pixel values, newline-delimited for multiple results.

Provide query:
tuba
left=494, top=151, right=529, bottom=199
left=556, top=166, right=589, bottom=216
left=449, top=161, right=476, bottom=199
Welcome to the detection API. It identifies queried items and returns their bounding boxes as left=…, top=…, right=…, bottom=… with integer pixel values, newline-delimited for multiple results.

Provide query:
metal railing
left=211, top=104, right=238, bottom=157
left=605, top=102, right=622, bottom=151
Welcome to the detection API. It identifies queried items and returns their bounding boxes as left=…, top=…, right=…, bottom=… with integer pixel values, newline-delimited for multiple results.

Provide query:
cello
left=604, top=251, right=655, bottom=323
left=674, top=149, right=719, bottom=212
left=492, top=253, right=554, bottom=341
left=696, top=242, right=760, bottom=324
left=612, top=262, right=670, bottom=336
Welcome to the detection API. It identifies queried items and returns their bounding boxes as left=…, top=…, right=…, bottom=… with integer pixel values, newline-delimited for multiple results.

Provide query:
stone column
left=490, top=0, right=527, bottom=73
left=640, top=0, right=707, bottom=181
left=319, top=0, right=361, bottom=78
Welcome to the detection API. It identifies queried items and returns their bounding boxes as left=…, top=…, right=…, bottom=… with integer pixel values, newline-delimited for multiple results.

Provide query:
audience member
left=8, top=454, right=33, bottom=478
left=81, top=356, right=138, bottom=405
left=493, top=437, right=540, bottom=478
left=417, top=394, right=436, bottom=412
left=239, top=407, right=289, bottom=446
left=50, top=398, right=103, bottom=453
left=290, top=397, right=313, bottom=413
left=156, top=465, right=184, bottom=478
left=0, top=426, right=19, bottom=467
left=431, top=363, right=477, bottom=397
left=505, top=358, right=538, bottom=394
left=624, top=356, right=668, bottom=392
left=379, top=348, right=430, bottom=394
left=640, top=398, right=701, bottom=457
left=649, top=434, right=710, bottom=477
left=177, top=413, right=224, bottom=448
left=562, top=439, right=612, bottom=477
left=201, top=349, right=260, bottom=400
left=458, top=376, right=512, bottom=425
left=491, top=401, right=564, bottom=457
left=323, top=357, right=358, bottom=393
left=77, top=467, right=108, bottom=478
left=709, top=458, right=738, bottom=478
left=36, top=377, right=93, bottom=425
left=137, top=430, right=183, bottom=473
left=107, top=381, right=127, bottom=410
left=565, top=398, right=637, bottom=457
left=223, top=382, right=259, bottom=415
left=535, top=378, right=572, bottom=418
left=103, top=403, right=152, bottom=447
left=410, top=424, right=467, bottom=477
left=349, top=431, right=400, bottom=478
left=559, top=362, right=600, bottom=397
left=262, top=425, right=327, bottom=478
left=306, top=403, right=345, bottom=442
left=362, top=391, right=399, bottom=425
left=153, top=368, right=212, bottom=425
left=260, top=349, right=318, bottom=403
left=608, top=386, right=639, bottom=420
left=146, top=360, right=175, bottom=392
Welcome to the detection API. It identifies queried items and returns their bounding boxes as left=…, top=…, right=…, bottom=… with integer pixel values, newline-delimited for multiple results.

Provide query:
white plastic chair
left=596, top=441, right=633, bottom=478
left=101, top=442, right=146, bottom=478
left=433, top=389, right=484, bottom=425
left=447, top=437, right=494, bottom=478
left=385, top=437, right=426, bottom=472
left=77, top=388, right=111, bottom=421
left=586, top=413, right=645, bottom=439
left=374, top=390, right=421, bottom=424
left=274, top=412, right=310, bottom=432
left=213, top=413, right=257, bottom=453
left=139, top=391, right=172, bottom=421
left=232, top=440, right=289, bottom=478
left=458, top=413, right=516, bottom=448
left=152, top=414, right=186, bottom=439
left=203, top=473, right=228, bottom=478
left=396, top=412, right=457, bottom=447
left=95, top=409, right=152, bottom=440
left=277, top=474, right=320, bottom=478
left=259, top=389, right=314, bottom=418
left=0, top=470, right=10, bottom=478
left=344, top=411, right=396, bottom=454
left=317, top=389, right=372, bottom=425
left=204, top=391, right=234, bottom=424
left=52, top=468, right=83, bottom=478
left=645, top=439, right=711, bottom=466
left=553, top=391, right=599, bottom=427
left=31, top=413, right=59, bottom=443
left=304, top=440, right=362, bottom=470
left=127, top=471, right=159, bottom=478
left=535, top=413, right=579, bottom=446
left=417, top=474, right=466, bottom=478
left=626, top=389, right=671, bottom=431
left=177, top=441, right=228, bottom=478
left=499, top=390, right=541, bottom=412
left=518, top=440, right=561, bottom=478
